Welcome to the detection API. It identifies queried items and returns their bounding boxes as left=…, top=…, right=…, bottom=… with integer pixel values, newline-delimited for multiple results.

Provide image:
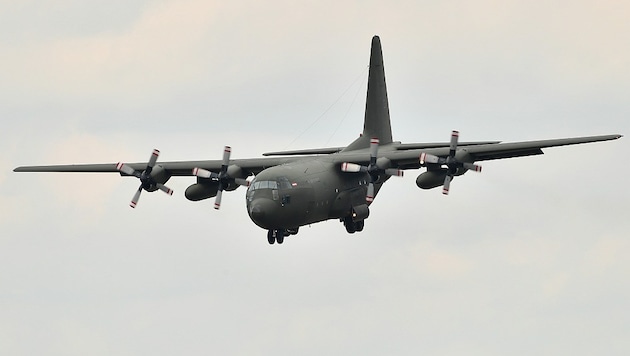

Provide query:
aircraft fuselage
left=246, top=156, right=383, bottom=230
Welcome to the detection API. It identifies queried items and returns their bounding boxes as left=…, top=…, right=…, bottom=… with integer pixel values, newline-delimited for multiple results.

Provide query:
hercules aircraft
left=14, top=36, right=622, bottom=244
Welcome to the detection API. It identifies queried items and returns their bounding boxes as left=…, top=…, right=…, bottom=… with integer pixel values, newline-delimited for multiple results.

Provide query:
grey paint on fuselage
left=246, top=155, right=385, bottom=230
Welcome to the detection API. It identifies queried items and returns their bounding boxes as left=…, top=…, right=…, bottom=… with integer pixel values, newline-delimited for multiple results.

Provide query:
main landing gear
left=267, top=227, right=299, bottom=245
left=343, top=217, right=365, bottom=234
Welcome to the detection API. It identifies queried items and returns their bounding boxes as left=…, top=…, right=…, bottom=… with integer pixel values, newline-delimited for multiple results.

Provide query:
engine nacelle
left=416, top=170, right=448, bottom=190
left=185, top=181, right=219, bottom=201
left=143, top=165, right=172, bottom=192
left=151, top=165, right=171, bottom=184
left=224, top=165, right=246, bottom=191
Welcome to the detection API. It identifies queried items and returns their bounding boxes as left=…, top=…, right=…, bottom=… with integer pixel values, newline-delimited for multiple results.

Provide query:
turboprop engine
left=417, top=130, right=483, bottom=194
left=186, top=146, right=250, bottom=209
left=185, top=164, right=246, bottom=201
left=115, top=149, right=174, bottom=208
left=144, top=165, right=171, bottom=191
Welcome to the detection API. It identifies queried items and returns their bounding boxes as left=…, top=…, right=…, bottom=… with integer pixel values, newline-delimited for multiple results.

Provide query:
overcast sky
left=1, top=1, right=629, bottom=355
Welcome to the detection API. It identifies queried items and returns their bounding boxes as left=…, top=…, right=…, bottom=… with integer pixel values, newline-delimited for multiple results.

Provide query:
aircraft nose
left=248, top=198, right=277, bottom=229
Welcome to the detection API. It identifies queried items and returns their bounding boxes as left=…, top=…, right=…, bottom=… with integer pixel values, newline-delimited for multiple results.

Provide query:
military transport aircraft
left=14, top=36, right=622, bottom=244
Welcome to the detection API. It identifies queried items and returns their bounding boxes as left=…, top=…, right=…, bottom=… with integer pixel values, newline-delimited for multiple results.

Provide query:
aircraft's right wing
left=460, top=135, right=623, bottom=161
left=357, top=134, right=623, bottom=170
left=13, top=156, right=303, bottom=177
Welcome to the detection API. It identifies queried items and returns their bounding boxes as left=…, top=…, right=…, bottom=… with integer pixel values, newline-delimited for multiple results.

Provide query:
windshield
left=249, top=180, right=278, bottom=190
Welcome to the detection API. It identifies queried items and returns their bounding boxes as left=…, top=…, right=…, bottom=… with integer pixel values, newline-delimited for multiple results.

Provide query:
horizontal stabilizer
left=394, top=141, right=501, bottom=150
left=262, top=147, right=344, bottom=156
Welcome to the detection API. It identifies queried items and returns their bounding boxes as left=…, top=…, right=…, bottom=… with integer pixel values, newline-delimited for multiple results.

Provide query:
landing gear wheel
left=267, top=229, right=286, bottom=244
left=267, top=230, right=275, bottom=244
left=344, top=217, right=357, bottom=234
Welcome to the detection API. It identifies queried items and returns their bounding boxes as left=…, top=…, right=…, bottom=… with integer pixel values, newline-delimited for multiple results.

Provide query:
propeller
left=419, top=130, right=482, bottom=195
left=116, top=149, right=173, bottom=208
left=341, top=137, right=404, bottom=203
left=192, top=146, right=249, bottom=210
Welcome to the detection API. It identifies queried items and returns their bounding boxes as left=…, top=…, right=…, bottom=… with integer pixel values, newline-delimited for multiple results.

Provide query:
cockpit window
left=249, top=180, right=279, bottom=191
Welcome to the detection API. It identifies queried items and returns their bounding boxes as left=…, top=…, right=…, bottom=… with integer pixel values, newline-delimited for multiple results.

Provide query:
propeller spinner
left=116, top=149, right=173, bottom=208
left=419, top=130, right=482, bottom=195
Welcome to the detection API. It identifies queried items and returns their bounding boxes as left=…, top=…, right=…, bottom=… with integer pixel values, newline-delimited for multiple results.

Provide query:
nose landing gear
left=267, top=229, right=284, bottom=244
left=267, top=227, right=299, bottom=245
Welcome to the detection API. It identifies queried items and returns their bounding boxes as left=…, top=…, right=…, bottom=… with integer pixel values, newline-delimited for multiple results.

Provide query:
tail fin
left=344, top=36, right=393, bottom=151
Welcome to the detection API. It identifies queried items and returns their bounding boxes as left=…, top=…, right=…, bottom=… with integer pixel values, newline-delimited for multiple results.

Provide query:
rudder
left=344, top=35, right=393, bottom=152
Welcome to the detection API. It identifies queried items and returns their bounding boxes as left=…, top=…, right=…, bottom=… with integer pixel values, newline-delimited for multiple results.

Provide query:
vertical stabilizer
left=344, top=36, right=393, bottom=151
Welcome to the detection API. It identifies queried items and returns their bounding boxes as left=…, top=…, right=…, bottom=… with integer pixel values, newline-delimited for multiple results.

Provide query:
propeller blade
left=147, top=149, right=160, bottom=169
left=222, top=146, right=231, bottom=167
left=116, top=162, right=139, bottom=177
left=463, top=162, right=482, bottom=172
left=214, top=189, right=223, bottom=210
left=130, top=186, right=142, bottom=208
left=366, top=183, right=375, bottom=203
left=419, top=152, right=440, bottom=165
left=442, top=175, right=452, bottom=195
left=156, top=183, right=174, bottom=195
left=192, top=167, right=214, bottom=179
left=341, top=162, right=365, bottom=173
left=449, top=130, right=459, bottom=157
left=118, top=148, right=174, bottom=208
left=234, top=178, right=250, bottom=187
left=384, top=168, right=404, bottom=177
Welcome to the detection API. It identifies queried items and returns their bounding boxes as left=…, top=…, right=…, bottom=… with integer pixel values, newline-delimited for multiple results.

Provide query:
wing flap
left=471, top=147, right=543, bottom=161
